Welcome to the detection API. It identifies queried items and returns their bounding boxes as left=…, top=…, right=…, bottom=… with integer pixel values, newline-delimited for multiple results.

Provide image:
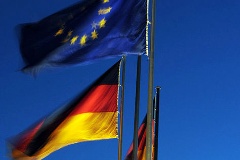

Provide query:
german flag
left=125, top=115, right=154, bottom=160
left=9, top=60, right=121, bottom=160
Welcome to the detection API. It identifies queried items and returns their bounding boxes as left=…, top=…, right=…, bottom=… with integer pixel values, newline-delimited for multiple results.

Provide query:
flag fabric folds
left=19, top=0, right=146, bottom=73
left=9, top=60, right=121, bottom=160
left=125, top=115, right=154, bottom=160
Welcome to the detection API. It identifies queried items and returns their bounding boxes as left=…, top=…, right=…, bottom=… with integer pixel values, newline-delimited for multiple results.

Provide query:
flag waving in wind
left=125, top=115, right=155, bottom=160
left=19, top=0, right=146, bottom=73
left=8, top=60, right=121, bottom=160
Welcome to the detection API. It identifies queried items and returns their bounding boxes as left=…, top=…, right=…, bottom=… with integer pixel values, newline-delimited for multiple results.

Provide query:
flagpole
left=118, top=56, right=126, bottom=160
left=154, top=86, right=160, bottom=160
left=133, top=54, right=142, bottom=160
left=146, top=0, right=156, bottom=158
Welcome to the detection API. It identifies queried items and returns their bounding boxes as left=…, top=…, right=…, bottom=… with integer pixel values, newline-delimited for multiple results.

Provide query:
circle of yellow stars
left=54, top=0, right=112, bottom=46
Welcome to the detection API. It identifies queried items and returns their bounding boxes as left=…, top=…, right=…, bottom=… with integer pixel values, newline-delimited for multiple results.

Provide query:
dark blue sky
left=1, top=0, right=240, bottom=159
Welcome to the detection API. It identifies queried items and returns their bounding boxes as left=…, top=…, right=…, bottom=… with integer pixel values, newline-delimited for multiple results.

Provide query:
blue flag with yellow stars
left=18, top=0, right=147, bottom=73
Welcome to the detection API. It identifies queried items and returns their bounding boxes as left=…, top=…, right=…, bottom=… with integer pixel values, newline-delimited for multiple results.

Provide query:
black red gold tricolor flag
left=8, top=60, right=121, bottom=160
left=125, top=115, right=155, bottom=160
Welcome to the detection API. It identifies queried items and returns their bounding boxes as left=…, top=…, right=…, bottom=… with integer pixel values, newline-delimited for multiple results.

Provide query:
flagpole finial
left=155, top=86, right=161, bottom=90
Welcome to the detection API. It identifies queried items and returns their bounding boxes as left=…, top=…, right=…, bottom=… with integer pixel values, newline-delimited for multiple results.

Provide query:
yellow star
left=99, top=18, right=106, bottom=28
left=62, top=31, right=73, bottom=43
left=55, top=28, right=64, bottom=36
left=67, top=31, right=73, bottom=37
left=70, top=36, right=79, bottom=45
left=80, top=35, right=87, bottom=46
left=103, top=0, right=109, bottom=3
left=106, top=7, right=112, bottom=13
left=98, top=7, right=112, bottom=15
left=91, top=30, right=98, bottom=40
left=63, top=38, right=69, bottom=43
left=91, top=21, right=98, bottom=29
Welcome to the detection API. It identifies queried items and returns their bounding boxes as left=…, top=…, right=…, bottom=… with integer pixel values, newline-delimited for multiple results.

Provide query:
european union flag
left=19, top=0, right=146, bottom=73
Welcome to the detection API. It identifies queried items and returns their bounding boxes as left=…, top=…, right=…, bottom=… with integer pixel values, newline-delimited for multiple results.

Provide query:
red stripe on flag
left=70, top=85, right=118, bottom=116
left=15, top=120, right=44, bottom=152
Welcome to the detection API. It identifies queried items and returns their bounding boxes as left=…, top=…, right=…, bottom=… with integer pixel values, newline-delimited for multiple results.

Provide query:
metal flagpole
left=118, top=56, right=126, bottom=160
left=133, top=55, right=142, bottom=160
left=146, top=0, right=156, bottom=158
left=154, top=86, right=160, bottom=160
